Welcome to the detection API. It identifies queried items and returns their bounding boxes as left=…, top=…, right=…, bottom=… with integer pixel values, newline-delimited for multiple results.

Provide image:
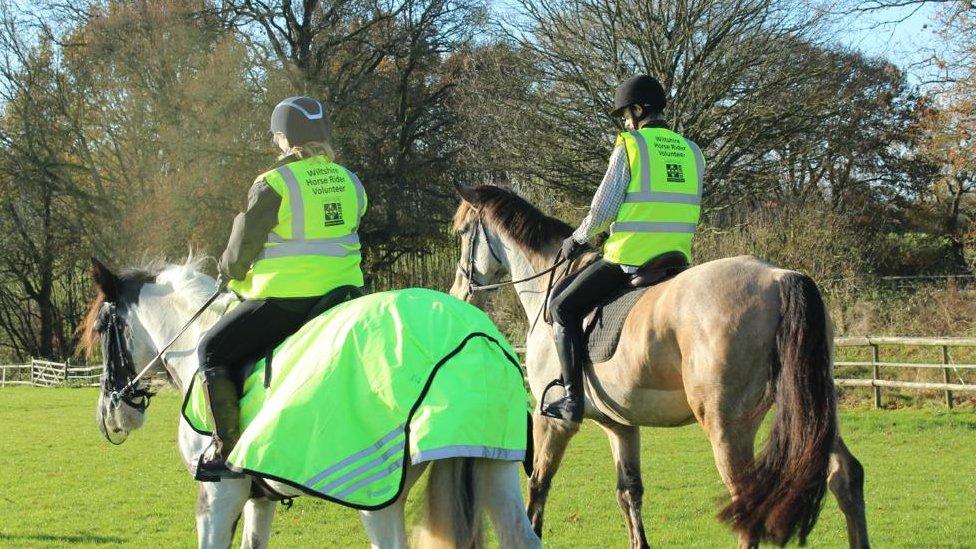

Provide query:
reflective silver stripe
left=611, top=221, right=697, bottom=234
left=630, top=130, right=652, bottom=195
left=624, top=191, right=700, bottom=204
left=266, top=233, right=359, bottom=246
left=410, top=445, right=526, bottom=464
left=686, top=138, right=705, bottom=195
left=344, top=168, right=366, bottom=225
left=277, top=165, right=304, bottom=240
left=305, top=424, right=406, bottom=488
left=332, top=460, right=402, bottom=499
left=257, top=240, right=359, bottom=260
left=318, top=440, right=405, bottom=494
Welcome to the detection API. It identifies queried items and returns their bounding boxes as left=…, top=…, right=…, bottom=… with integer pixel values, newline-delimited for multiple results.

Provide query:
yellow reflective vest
left=603, top=127, right=704, bottom=266
left=228, top=155, right=367, bottom=299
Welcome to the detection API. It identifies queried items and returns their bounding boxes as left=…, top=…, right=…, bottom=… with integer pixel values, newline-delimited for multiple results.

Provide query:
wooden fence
left=0, top=359, right=102, bottom=387
left=3, top=337, right=974, bottom=407
left=834, top=337, right=975, bottom=409
left=514, top=336, right=975, bottom=409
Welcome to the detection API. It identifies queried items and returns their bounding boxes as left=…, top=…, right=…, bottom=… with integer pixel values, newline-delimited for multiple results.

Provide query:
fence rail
left=0, top=359, right=101, bottom=388
left=515, top=336, right=975, bottom=409
left=834, top=336, right=975, bottom=409
left=5, top=337, right=975, bottom=406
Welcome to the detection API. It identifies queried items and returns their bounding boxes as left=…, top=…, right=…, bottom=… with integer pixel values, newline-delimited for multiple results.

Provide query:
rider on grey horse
left=543, top=75, right=706, bottom=423
left=197, top=96, right=368, bottom=480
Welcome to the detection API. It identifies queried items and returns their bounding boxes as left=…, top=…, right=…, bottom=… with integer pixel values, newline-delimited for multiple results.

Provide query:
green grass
left=0, top=388, right=974, bottom=548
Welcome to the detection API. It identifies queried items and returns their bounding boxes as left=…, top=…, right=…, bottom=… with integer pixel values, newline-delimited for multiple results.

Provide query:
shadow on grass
left=0, top=532, right=127, bottom=545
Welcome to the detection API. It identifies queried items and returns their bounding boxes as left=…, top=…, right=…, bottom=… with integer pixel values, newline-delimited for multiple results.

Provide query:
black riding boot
left=541, top=323, right=584, bottom=423
left=196, top=372, right=244, bottom=481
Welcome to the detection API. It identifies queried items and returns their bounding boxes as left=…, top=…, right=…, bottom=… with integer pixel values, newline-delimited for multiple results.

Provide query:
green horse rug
left=182, top=288, right=528, bottom=509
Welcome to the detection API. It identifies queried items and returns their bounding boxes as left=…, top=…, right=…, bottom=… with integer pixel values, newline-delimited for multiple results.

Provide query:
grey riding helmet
left=270, top=96, right=332, bottom=146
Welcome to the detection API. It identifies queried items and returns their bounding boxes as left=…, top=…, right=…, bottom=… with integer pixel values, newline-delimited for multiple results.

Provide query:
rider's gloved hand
left=560, top=236, right=585, bottom=261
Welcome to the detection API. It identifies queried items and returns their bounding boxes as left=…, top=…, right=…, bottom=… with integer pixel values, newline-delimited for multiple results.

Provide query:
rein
left=459, top=213, right=568, bottom=295
left=107, top=289, right=221, bottom=411
left=458, top=212, right=575, bottom=335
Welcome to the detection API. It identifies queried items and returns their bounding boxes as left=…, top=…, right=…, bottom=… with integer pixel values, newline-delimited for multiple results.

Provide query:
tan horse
left=449, top=185, right=869, bottom=549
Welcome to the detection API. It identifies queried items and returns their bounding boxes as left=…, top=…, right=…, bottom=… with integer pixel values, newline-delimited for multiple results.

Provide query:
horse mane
left=78, top=255, right=213, bottom=359
left=452, top=185, right=572, bottom=266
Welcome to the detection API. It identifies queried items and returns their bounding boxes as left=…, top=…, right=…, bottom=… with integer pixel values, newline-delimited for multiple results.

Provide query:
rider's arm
left=571, top=145, right=630, bottom=244
left=219, top=178, right=282, bottom=280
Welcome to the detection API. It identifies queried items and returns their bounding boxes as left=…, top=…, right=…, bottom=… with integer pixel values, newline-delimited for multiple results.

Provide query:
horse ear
left=453, top=183, right=480, bottom=205
left=91, top=258, right=120, bottom=302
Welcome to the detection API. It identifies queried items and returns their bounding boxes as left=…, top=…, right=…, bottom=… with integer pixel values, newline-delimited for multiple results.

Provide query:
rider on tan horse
left=544, top=75, right=705, bottom=422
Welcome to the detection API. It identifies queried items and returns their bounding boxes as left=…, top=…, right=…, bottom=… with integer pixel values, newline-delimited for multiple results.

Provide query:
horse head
left=84, top=259, right=166, bottom=444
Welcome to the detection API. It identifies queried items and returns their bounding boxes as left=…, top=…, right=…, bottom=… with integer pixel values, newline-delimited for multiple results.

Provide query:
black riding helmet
left=270, top=96, right=331, bottom=147
left=611, top=75, right=666, bottom=117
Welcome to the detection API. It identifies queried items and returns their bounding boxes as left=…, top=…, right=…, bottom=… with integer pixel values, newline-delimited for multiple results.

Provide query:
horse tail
left=718, top=272, right=837, bottom=546
left=416, top=458, right=485, bottom=549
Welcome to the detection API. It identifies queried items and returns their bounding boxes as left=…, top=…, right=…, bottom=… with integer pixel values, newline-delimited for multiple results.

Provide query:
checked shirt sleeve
left=572, top=145, right=630, bottom=244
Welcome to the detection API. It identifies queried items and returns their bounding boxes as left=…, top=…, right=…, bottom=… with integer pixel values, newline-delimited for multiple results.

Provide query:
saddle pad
left=182, top=288, right=528, bottom=510
left=584, top=287, right=648, bottom=363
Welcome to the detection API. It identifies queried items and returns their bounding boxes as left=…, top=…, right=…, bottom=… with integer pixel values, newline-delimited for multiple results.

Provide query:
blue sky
left=834, top=2, right=943, bottom=86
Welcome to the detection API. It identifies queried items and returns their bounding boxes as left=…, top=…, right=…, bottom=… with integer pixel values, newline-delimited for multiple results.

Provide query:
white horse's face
left=450, top=211, right=507, bottom=306
left=88, top=261, right=165, bottom=444
left=94, top=301, right=162, bottom=443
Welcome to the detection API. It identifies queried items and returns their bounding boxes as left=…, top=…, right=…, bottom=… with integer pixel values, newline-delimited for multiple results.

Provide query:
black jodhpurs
left=198, top=296, right=320, bottom=379
left=549, top=258, right=630, bottom=329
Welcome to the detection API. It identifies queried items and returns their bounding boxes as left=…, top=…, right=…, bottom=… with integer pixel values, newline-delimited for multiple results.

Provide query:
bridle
left=98, top=303, right=155, bottom=445
left=457, top=213, right=506, bottom=295
left=456, top=211, right=570, bottom=331
left=98, top=289, right=221, bottom=445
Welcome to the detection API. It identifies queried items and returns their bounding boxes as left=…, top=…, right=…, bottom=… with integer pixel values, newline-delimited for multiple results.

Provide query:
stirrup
left=540, top=395, right=583, bottom=423
left=194, top=440, right=244, bottom=482
left=195, top=459, right=245, bottom=482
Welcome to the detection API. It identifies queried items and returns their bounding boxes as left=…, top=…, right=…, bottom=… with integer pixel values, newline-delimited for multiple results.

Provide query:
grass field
left=0, top=388, right=974, bottom=548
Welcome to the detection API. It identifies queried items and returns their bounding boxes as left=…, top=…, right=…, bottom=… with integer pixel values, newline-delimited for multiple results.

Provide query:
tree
left=0, top=24, right=97, bottom=359
left=460, top=0, right=844, bottom=211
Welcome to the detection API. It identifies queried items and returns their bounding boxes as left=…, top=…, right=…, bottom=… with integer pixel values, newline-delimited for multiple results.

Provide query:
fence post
left=942, top=346, right=954, bottom=409
left=63, top=360, right=69, bottom=386
left=29, top=358, right=35, bottom=386
left=871, top=344, right=881, bottom=408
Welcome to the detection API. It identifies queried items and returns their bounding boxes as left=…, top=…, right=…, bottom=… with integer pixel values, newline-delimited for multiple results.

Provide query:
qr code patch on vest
left=323, top=202, right=344, bottom=227
left=666, top=163, right=685, bottom=183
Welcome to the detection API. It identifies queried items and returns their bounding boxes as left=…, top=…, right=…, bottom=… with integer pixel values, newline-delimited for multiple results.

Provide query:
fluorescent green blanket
left=182, top=288, right=527, bottom=509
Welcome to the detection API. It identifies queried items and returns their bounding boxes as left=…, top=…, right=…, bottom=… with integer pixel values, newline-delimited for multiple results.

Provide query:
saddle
left=550, top=251, right=689, bottom=364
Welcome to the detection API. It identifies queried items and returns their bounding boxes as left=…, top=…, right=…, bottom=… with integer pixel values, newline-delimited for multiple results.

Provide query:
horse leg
left=697, top=402, right=763, bottom=549
left=359, top=462, right=428, bottom=549
left=483, top=460, right=541, bottom=548
left=828, top=437, right=869, bottom=549
left=527, top=413, right=580, bottom=538
left=196, top=478, right=251, bottom=549
left=239, top=496, right=276, bottom=549
left=597, top=422, right=648, bottom=549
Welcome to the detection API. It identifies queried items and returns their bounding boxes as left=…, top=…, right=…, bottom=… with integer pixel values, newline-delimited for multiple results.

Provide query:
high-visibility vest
left=228, top=155, right=367, bottom=299
left=603, top=127, right=704, bottom=266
